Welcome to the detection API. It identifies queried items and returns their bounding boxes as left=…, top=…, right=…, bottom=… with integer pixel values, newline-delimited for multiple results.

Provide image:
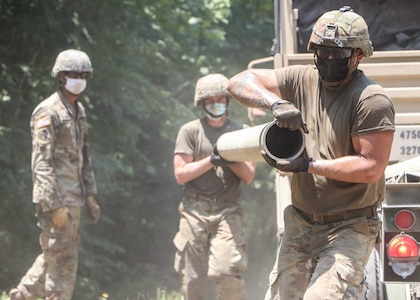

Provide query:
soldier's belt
left=184, top=191, right=228, bottom=203
left=296, top=205, right=377, bottom=224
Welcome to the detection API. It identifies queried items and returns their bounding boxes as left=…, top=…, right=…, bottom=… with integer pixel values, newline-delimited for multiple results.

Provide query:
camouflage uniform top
left=30, top=90, right=97, bottom=211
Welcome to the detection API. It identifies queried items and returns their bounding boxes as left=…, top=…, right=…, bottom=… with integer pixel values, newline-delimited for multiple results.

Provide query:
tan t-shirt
left=174, top=118, right=246, bottom=201
left=275, top=65, right=395, bottom=215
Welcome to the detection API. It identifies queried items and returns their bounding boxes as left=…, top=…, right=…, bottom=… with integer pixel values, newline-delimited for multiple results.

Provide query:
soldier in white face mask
left=173, top=73, right=256, bottom=300
left=9, top=49, right=100, bottom=300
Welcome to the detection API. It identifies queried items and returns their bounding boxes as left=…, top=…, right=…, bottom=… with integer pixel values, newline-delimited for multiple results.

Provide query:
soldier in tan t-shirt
left=228, top=7, right=394, bottom=300
left=173, top=73, right=256, bottom=300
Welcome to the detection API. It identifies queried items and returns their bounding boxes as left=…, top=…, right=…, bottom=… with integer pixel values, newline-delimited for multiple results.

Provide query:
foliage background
left=3, top=0, right=418, bottom=299
left=0, top=0, right=278, bottom=299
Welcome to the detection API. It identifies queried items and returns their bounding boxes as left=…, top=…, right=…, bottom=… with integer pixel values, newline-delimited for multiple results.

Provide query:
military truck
left=218, top=0, right=420, bottom=299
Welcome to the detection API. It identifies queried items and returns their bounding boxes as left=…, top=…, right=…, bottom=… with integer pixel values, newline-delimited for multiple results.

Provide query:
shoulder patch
left=36, top=117, right=51, bottom=128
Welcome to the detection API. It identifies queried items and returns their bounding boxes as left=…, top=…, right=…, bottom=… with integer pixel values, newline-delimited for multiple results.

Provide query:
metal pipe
left=216, top=121, right=305, bottom=162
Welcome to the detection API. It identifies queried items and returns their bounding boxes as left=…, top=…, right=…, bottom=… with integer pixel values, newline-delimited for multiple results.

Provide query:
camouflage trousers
left=17, top=205, right=81, bottom=300
left=265, top=205, right=380, bottom=300
left=173, top=197, right=248, bottom=300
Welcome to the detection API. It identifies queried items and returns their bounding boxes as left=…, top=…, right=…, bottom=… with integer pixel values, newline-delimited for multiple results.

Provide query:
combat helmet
left=51, top=49, right=93, bottom=77
left=194, top=73, right=229, bottom=106
left=307, top=6, right=373, bottom=57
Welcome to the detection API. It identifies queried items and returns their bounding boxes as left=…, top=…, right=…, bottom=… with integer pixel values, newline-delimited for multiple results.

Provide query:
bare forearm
left=308, top=155, right=385, bottom=183
left=229, top=161, right=256, bottom=185
left=174, top=156, right=213, bottom=185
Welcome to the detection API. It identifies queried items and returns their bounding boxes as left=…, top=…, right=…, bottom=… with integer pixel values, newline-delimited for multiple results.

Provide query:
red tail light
left=387, top=233, right=420, bottom=279
left=394, top=209, right=416, bottom=230
left=388, top=234, right=419, bottom=258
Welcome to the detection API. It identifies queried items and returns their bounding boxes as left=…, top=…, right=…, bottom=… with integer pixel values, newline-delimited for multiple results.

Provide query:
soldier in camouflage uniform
left=9, top=49, right=100, bottom=300
left=228, top=7, right=395, bottom=300
left=173, top=73, right=256, bottom=300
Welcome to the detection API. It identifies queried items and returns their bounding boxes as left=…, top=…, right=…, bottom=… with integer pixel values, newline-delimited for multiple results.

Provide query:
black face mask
left=315, top=56, right=350, bottom=82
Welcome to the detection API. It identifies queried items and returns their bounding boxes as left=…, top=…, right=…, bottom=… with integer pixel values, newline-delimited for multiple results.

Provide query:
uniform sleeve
left=81, top=119, right=97, bottom=196
left=75, top=103, right=97, bottom=197
left=174, top=124, right=195, bottom=157
left=275, top=65, right=318, bottom=105
left=31, top=110, right=61, bottom=211
left=353, top=86, right=395, bottom=135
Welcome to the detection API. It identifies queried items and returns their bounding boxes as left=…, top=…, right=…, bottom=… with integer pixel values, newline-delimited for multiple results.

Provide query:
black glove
left=261, top=150, right=312, bottom=173
left=260, top=150, right=277, bottom=168
left=210, top=145, right=233, bottom=167
left=276, top=157, right=312, bottom=173
left=271, top=101, right=308, bottom=133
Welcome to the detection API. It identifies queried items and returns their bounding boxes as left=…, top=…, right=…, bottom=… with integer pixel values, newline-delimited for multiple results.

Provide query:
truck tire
left=363, top=247, right=412, bottom=300
left=362, top=247, right=383, bottom=300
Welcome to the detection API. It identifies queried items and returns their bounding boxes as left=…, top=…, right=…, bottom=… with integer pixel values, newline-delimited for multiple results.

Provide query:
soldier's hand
left=51, top=207, right=70, bottom=227
left=260, top=150, right=277, bottom=168
left=261, top=150, right=312, bottom=173
left=276, top=157, right=312, bottom=173
left=271, top=101, right=307, bottom=132
left=210, top=145, right=233, bottom=167
left=86, top=195, right=100, bottom=224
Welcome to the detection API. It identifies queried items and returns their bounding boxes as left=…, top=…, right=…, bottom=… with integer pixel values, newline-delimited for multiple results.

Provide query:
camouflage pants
left=265, top=205, right=379, bottom=300
left=17, top=205, right=81, bottom=300
left=173, top=197, right=247, bottom=300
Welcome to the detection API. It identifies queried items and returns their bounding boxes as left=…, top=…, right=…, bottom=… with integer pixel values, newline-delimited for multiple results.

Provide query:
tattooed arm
left=228, top=68, right=306, bottom=132
left=227, top=69, right=283, bottom=110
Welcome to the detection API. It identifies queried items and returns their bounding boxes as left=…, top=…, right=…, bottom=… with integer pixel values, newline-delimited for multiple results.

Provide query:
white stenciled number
left=389, top=126, right=420, bottom=161
left=400, top=146, right=420, bottom=156
left=400, top=130, right=420, bottom=139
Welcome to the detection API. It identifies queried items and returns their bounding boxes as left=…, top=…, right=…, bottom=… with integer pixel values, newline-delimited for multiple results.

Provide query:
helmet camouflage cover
left=194, top=73, right=229, bottom=106
left=51, top=49, right=93, bottom=77
left=307, top=6, right=373, bottom=57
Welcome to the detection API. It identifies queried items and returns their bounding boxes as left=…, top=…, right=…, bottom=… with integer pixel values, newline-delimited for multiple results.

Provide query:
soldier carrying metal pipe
left=173, top=73, right=256, bottom=300
left=228, top=6, right=395, bottom=300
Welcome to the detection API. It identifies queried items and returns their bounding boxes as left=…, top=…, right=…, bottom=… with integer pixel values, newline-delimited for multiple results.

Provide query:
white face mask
left=65, top=77, right=87, bottom=95
left=204, top=103, right=227, bottom=120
